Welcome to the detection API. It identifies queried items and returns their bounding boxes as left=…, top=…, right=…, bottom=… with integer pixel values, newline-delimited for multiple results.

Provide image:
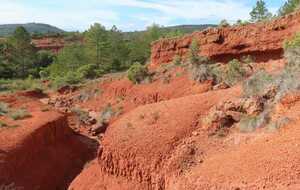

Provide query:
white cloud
left=103, top=0, right=252, bottom=21
left=0, top=0, right=120, bottom=31
left=0, top=0, right=281, bottom=31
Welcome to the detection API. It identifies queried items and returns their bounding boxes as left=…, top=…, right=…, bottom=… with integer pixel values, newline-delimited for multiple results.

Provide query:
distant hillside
left=124, top=24, right=217, bottom=39
left=162, top=24, right=217, bottom=33
left=0, top=23, right=65, bottom=37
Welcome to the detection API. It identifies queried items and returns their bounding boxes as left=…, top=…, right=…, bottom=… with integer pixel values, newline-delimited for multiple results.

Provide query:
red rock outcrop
left=32, top=37, right=65, bottom=53
left=151, top=11, right=300, bottom=67
left=0, top=97, right=97, bottom=190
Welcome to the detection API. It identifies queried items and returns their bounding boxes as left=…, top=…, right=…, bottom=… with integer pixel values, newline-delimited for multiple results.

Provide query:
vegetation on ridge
left=0, top=23, right=64, bottom=37
left=0, top=0, right=299, bottom=92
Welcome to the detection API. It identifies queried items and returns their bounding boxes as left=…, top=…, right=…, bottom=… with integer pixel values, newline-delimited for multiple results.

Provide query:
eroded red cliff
left=0, top=96, right=96, bottom=190
left=151, top=11, right=300, bottom=67
left=32, top=37, right=65, bottom=53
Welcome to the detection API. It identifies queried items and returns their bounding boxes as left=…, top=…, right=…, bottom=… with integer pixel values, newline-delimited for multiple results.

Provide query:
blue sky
left=0, top=0, right=286, bottom=32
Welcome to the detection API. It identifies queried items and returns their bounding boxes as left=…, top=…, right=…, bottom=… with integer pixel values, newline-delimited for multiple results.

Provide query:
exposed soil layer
left=69, top=86, right=300, bottom=190
left=0, top=96, right=98, bottom=190
left=170, top=119, right=300, bottom=190
left=32, top=37, right=65, bottom=53
left=79, top=72, right=213, bottom=116
left=2, top=11, right=300, bottom=190
left=151, top=11, right=300, bottom=66
left=69, top=86, right=242, bottom=190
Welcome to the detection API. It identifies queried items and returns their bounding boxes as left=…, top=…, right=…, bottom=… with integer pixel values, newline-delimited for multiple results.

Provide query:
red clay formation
left=151, top=11, right=300, bottom=67
left=3, top=11, right=300, bottom=190
left=32, top=37, right=65, bottom=53
left=0, top=96, right=97, bottom=190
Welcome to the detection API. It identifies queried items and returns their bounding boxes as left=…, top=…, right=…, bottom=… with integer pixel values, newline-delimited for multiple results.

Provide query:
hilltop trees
left=106, top=25, right=130, bottom=72
left=0, top=27, right=57, bottom=80
left=0, top=43, right=13, bottom=79
left=250, top=0, right=273, bottom=22
left=43, top=23, right=180, bottom=87
left=128, top=24, right=164, bottom=64
left=85, top=23, right=110, bottom=69
left=0, top=22, right=191, bottom=89
left=7, top=26, right=36, bottom=78
left=278, top=0, right=300, bottom=16
left=219, top=19, right=230, bottom=27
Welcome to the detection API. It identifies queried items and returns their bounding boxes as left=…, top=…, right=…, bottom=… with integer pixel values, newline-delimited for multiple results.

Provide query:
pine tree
left=188, top=39, right=200, bottom=64
left=85, top=23, right=110, bottom=68
left=250, top=0, right=273, bottom=23
left=8, top=26, right=36, bottom=78
left=107, top=25, right=130, bottom=71
left=278, top=0, right=300, bottom=16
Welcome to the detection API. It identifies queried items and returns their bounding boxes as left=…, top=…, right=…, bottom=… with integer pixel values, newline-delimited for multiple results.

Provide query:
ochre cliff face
left=151, top=11, right=300, bottom=67
left=32, top=37, right=65, bottom=53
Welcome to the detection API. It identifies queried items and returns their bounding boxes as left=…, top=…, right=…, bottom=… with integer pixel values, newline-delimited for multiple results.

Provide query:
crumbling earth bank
left=151, top=12, right=300, bottom=66
left=0, top=97, right=96, bottom=190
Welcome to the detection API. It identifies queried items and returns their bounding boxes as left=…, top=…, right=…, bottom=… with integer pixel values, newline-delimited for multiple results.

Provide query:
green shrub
left=127, top=62, right=149, bottom=84
left=236, top=33, right=300, bottom=131
left=239, top=115, right=265, bottom=132
left=239, top=116, right=259, bottom=132
left=239, top=112, right=269, bottom=133
left=7, top=75, right=43, bottom=92
left=2, top=77, right=44, bottom=92
left=0, top=102, right=9, bottom=116
left=275, top=46, right=300, bottom=98
left=51, top=71, right=83, bottom=89
left=172, top=55, right=182, bottom=66
left=284, top=33, right=300, bottom=50
left=243, top=70, right=275, bottom=97
left=284, top=47, right=300, bottom=72
left=190, top=63, right=211, bottom=83
left=77, top=64, right=99, bottom=79
left=225, top=59, right=246, bottom=86
left=39, top=70, right=49, bottom=79
left=10, top=77, right=43, bottom=91
left=236, top=19, right=250, bottom=26
left=219, top=19, right=230, bottom=27
left=0, top=120, right=7, bottom=128
left=188, top=39, right=200, bottom=64
left=10, top=108, right=31, bottom=120
left=190, top=61, right=224, bottom=84
left=64, top=72, right=83, bottom=84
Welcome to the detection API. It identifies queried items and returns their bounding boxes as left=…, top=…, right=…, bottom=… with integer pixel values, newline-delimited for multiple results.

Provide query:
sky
left=0, top=0, right=286, bottom=32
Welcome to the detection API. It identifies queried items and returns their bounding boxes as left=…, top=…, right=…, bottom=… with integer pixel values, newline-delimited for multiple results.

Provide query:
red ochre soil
left=79, top=70, right=213, bottom=116
left=151, top=11, right=300, bottom=67
left=69, top=86, right=242, bottom=190
left=0, top=95, right=97, bottom=190
left=2, top=11, right=300, bottom=190
left=32, top=37, right=65, bottom=53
